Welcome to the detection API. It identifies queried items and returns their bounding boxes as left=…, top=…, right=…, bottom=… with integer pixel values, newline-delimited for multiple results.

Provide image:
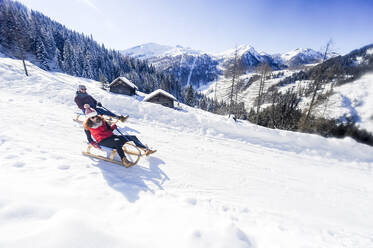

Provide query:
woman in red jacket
left=83, top=107, right=155, bottom=167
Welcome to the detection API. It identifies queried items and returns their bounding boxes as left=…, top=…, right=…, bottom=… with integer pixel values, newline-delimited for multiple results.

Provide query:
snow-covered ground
left=1, top=55, right=373, bottom=248
left=327, top=73, right=373, bottom=132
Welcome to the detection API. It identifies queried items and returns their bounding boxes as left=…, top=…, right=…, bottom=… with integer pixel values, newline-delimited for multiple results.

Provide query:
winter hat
left=85, top=107, right=98, bottom=119
left=78, top=84, right=86, bottom=90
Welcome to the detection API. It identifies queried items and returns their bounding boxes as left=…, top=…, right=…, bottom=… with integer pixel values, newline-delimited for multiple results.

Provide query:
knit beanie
left=78, top=84, right=86, bottom=90
left=85, top=106, right=97, bottom=119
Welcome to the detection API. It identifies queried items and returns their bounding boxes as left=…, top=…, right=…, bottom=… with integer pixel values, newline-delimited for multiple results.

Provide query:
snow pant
left=98, top=135, right=147, bottom=159
left=94, top=107, right=118, bottom=118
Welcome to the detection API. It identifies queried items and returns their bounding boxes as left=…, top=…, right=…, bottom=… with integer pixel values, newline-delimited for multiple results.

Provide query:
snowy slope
left=1, top=55, right=373, bottom=248
left=325, top=73, right=373, bottom=132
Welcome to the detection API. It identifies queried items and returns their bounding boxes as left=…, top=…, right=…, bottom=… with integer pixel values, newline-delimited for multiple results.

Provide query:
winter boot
left=122, top=157, right=134, bottom=168
left=118, top=115, right=129, bottom=122
left=144, top=147, right=157, bottom=156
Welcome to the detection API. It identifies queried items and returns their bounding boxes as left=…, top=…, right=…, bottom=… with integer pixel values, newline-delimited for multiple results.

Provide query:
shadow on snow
left=91, top=155, right=169, bottom=203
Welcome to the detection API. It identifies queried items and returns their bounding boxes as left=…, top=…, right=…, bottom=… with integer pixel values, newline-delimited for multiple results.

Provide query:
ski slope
left=0, top=55, right=373, bottom=248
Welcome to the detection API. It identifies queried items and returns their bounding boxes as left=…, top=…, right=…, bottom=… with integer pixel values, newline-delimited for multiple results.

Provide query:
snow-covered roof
left=109, top=77, right=138, bottom=89
left=143, top=89, right=177, bottom=102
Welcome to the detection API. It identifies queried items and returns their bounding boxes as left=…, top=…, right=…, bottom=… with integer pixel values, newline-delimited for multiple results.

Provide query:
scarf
left=91, top=120, right=103, bottom=129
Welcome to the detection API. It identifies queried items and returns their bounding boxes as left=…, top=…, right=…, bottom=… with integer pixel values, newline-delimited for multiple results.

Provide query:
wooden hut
left=109, top=77, right=138, bottom=96
left=143, top=89, right=177, bottom=108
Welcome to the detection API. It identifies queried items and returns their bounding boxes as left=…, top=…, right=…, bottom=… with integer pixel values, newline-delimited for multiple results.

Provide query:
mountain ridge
left=122, top=42, right=332, bottom=66
left=121, top=43, right=334, bottom=88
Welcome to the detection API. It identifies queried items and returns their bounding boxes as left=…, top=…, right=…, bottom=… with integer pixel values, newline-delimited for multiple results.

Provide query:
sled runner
left=73, top=112, right=128, bottom=124
left=73, top=112, right=84, bottom=123
left=82, top=142, right=145, bottom=167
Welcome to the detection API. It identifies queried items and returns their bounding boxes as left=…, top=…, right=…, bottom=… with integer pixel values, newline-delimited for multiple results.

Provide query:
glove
left=90, top=141, right=101, bottom=149
left=110, top=124, right=117, bottom=130
left=97, top=102, right=102, bottom=107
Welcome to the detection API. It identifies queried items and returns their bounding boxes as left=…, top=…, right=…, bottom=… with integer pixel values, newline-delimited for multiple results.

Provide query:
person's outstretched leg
left=95, top=107, right=128, bottom=122
left=124, top=135, right=147, bottom=149
left=125, top=135, right=156, bottom=156
left=99, top=135, right=134, bottom=167
left=95, top=107, right=118, bottom=118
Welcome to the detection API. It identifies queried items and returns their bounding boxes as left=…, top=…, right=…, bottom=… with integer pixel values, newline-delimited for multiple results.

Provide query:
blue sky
left=17, top=0, right=373, bottom=55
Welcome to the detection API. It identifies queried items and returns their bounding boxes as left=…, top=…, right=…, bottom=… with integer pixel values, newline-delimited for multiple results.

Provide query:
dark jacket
left=74, top=91, right=97, bottom=110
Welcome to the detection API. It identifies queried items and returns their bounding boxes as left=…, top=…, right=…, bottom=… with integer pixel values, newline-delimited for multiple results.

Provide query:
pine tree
left=35, top=37, right=49, bottom=70
left=99, top=73, right=108, bottom=90
left=185, top=85, right=195, bottom=106
left=62, top=40, right=76, bottom=75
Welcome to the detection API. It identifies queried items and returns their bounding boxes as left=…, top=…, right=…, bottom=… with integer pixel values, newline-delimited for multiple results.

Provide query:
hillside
left=0, top=0, right=182, bottom=99
left=1, top=54, right=373, bottom=248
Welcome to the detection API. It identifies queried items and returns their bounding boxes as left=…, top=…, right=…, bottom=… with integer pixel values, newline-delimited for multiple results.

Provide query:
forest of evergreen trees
left=0, top=0, right=186, bottom=98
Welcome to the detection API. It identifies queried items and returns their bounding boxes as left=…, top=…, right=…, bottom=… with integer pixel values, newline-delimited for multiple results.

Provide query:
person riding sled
left=75, top=84, right=128, bottom=122
left=83, top=107, right=156, bottom=167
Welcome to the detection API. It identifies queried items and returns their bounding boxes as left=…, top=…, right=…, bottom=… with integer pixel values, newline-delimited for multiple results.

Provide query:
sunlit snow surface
left=0, top=55, right=373, bottom=248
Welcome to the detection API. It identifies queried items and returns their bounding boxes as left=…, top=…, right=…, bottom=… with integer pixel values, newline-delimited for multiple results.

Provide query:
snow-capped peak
left=214, top=44, right=260, bottom=59
left=121, top=42, right=174, bottom=59
left=280, top=48, right=323, bottom=62
left=122, top=43, right=202, bottom=60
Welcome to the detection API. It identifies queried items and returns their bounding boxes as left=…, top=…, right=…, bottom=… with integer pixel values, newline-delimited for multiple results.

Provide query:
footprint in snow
left=57, top=165, right=70, bottom=170
left=13, top=162, right=25, bottom=168
left=222, top=205, right=230, bottom=212
left=5, top=154, right=18, bottom=159
left=185, top=198, right=197, bottom=205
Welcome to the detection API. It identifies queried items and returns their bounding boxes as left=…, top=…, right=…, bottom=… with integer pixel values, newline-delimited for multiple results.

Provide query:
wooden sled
left=73, top=112, right=84, bottom=123
left=73, top=113, right=122, bottom=125
left=82, top=142, right=144, bottom=167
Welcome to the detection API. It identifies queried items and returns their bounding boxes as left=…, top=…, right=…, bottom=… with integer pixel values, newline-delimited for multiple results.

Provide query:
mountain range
left=121, top=43, right=336, bottom=88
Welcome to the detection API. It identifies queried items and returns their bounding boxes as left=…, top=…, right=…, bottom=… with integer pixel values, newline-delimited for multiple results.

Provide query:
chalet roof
left=143, top=89, right=177, bottom=102
left=109, top=77, right=138, bottom=89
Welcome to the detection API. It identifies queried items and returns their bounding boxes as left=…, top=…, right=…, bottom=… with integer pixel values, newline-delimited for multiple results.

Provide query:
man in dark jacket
left=74, top=84, right=127, bottom=121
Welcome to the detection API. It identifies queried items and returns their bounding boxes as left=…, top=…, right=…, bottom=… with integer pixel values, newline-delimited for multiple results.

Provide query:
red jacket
left=87, top=121, right=116, bottom=143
